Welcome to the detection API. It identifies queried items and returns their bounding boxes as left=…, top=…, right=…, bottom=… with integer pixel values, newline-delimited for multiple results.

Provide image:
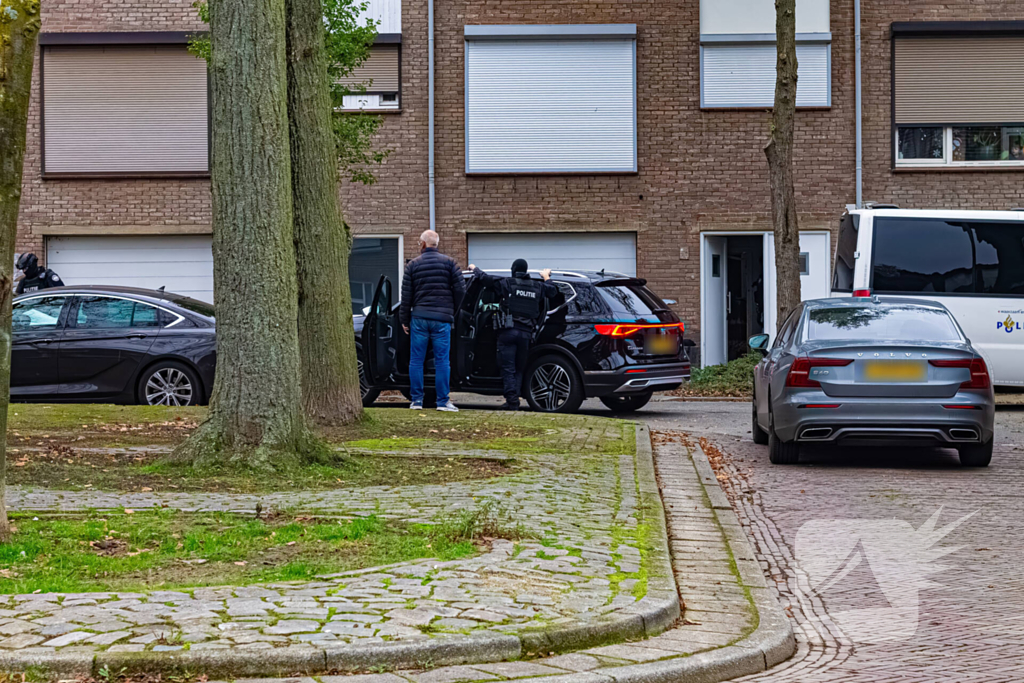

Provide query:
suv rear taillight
left=785, top=357, right=853, bottom=388
left=853, top=289, right=871, bottom=298
left=594, top=322, right=683, bottom=337
left=929, top=358, right=990, bottom=390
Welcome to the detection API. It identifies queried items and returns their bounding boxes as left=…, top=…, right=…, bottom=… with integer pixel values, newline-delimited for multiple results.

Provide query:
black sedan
left=11, top=287, right=216, bottom=406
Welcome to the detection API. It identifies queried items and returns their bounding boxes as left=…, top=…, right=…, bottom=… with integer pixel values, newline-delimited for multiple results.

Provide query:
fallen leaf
left=234, top=561, right=247, bottom=566
left=141, top=487, right=153, bottom=492
left=124, top=509, right=135, bottom=514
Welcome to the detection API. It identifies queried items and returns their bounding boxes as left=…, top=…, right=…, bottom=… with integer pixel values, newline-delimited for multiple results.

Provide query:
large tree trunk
left=0, top=0, right=41, bottom=541
left=173, top=0, right=312, bottom=469
left=285, top=0, right=363, bottom=426
left=764, top=0, right=802, bottom=325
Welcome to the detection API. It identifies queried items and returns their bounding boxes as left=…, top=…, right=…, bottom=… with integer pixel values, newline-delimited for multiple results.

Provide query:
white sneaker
left=436, top=401, right=459, bottom=412
left=410, top=401, right=423, bottom=410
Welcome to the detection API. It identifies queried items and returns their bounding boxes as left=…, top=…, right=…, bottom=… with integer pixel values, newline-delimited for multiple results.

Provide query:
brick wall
left=16, top=0, right=1024, bottom=341
left=424, top=0, right=856, bottom=338
left=861, top=0, right=1024, bottom=209
left=339, top=0, right=430, bottom=262
left=17, top=0, right=211, bottom=256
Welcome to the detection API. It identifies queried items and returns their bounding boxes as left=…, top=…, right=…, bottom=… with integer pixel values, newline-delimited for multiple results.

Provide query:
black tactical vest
left=505, top=276, right=545, bottom=323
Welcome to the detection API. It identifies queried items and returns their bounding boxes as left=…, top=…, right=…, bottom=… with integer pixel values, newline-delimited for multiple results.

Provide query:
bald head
left=419, top=230, right=439, bottom=249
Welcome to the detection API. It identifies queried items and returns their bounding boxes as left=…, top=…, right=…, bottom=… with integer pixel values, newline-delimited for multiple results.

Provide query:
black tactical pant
left=497, top=327, right=531, bottom=405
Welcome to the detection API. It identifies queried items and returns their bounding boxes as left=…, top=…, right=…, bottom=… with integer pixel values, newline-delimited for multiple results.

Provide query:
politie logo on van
left=997, top=310, right=1024, bottom=333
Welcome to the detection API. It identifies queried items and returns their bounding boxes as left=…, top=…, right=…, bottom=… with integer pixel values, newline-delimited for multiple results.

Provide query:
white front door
left=764, top=231, right=832, bottom=340
left=702, top=235, right=728, bottom=367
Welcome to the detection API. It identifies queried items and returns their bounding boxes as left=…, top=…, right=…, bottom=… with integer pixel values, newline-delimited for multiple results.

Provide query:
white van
left=832, top=208, right=1024, bottom=387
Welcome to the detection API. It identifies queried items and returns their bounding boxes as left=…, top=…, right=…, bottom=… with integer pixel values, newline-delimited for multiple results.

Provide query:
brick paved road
left=639, top=398, right=1024, bottom=682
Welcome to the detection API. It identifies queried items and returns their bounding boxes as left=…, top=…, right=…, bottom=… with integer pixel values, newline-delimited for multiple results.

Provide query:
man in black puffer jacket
left=400, top=229, right=466, bottom=412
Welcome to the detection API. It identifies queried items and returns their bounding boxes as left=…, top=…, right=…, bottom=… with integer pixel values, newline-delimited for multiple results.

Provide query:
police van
left=832, top=208, right=1024, bottom=386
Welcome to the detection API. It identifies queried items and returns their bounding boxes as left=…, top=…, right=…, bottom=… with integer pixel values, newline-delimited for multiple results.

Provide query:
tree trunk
left=0, top=0, right=41, bottom=541
left=285, top=0, right=363, bottom=426
left=172, top=0, right=313, bottom=469
left=764, top=0, right=802, bottom=326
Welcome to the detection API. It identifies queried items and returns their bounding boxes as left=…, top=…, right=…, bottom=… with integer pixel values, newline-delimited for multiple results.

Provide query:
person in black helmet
left=470, top=258, right=558, bottom=410
left=15, top=253, right=64, bottom=295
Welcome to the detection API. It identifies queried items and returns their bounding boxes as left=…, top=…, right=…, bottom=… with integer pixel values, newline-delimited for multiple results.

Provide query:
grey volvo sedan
left=750, top=297, right=995, bottom=467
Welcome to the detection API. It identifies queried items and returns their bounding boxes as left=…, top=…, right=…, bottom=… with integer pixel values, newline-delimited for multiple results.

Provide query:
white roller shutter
left=468, top=232, right=637, bottom=276
left=466, top=39, right=636, bottom=173
left=701, top=43, right=830, bottom=108
left=47, top=235, right=214, bottom=303
left=43, top=45, right=209, bottom=174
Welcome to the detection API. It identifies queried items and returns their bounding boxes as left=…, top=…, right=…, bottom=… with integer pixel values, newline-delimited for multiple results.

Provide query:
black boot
left=499, top=402, right=520, bottom=411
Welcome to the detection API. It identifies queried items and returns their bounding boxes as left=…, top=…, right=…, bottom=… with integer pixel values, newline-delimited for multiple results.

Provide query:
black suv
left=356, top=270, right=690, bottom=413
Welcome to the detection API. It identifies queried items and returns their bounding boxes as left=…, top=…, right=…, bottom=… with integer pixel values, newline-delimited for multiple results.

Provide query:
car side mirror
left=748, top=334, right=770, bottom=355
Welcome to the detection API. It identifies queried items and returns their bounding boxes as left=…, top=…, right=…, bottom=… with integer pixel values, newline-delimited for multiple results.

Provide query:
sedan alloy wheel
left=146, top=367, right=194, bottom=406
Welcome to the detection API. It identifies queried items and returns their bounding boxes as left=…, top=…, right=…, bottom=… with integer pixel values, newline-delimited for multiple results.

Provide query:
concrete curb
left=0, top=424, right=681, bottom=679
left=513, top=440, right=795, bottom=683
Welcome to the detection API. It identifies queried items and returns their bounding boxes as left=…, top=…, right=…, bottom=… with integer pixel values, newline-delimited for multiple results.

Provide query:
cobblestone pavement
left=142, top=432, right=762, bottom=683
left=642, top=399, right=1024, bottom=682
left=0, top=422, right=659, bottom=659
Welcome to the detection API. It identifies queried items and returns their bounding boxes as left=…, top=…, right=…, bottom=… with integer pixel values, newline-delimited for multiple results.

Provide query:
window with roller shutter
left=41, top=43, right=209, bottom=177
left=698, top=0, right=831, bottom=109
left=893, top=25, right=1024, bottom=169
left=338, top=44, right=401, bottom=111
left=463, top=24, right=637, bottom=175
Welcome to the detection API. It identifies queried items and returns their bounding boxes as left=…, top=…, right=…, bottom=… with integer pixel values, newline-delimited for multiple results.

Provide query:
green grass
left=0, top=510, right=476, bottom=594
left=7, top=404, right=202, bottom=433
left=685, top=352, right=759, bottom=396
left=6, top=405, right=634, bottom=493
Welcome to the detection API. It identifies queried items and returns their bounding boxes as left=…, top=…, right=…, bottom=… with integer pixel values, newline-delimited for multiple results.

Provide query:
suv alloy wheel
left=525, top=354, right=585, bottom=413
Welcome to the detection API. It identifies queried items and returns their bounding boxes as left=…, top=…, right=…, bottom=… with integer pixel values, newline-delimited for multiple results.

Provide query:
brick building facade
left=16, top=0, right=1024, bottom=364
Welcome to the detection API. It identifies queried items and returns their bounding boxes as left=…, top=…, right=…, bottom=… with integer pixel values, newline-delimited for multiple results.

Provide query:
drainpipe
left=428, top=0, right=436, bottom=231
left=854, top=0, right=863, bottom=208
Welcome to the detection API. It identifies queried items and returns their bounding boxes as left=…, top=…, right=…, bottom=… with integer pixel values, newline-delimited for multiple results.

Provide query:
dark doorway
left=726, top=236, right=765, bottom=361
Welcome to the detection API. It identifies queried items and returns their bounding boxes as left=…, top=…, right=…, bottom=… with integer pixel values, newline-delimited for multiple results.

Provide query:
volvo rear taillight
left=929, top=358, right=991, bottom=390
left=594, top=322, right=683, bottom=337
left=785, top=357, right=853, bottom=388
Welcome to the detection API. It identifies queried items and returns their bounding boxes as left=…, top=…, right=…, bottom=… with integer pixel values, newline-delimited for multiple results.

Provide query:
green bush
left=687, top=352, right=760, bottom=396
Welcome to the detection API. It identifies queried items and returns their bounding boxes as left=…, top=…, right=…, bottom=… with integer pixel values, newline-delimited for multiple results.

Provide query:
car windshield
left=597, top=285, right=665, bottom=320
left=804, top=306, right=962, bottom=342
left=171, top=297, right=215, bottom=318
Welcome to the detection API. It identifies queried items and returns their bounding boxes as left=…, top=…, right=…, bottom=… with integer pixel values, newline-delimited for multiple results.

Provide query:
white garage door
left=467, top=232, right=637, bottom=276
left=47, top=234, right=214, bottom=303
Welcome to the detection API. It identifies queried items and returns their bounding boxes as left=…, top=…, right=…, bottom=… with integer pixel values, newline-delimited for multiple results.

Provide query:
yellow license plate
left=646, top=335, right=679, bottom=355
left=863, top=360, right=927, bottom=382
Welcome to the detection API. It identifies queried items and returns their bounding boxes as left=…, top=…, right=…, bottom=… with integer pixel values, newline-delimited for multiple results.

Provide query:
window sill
left=894, top=164, right=1024, bottom=173
left=465, top=170, right=639, bottom=177
left=700, top=106, right=832, bottom=112
left=42, top=171, right=211, bottom=180
left=337, top=108, right=403, bottom=115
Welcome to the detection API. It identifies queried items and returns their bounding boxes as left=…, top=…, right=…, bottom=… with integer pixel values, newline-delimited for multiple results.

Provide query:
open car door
left=454, top=277, right=482, bottom=384
left=363, top=276, right=397, bottom=384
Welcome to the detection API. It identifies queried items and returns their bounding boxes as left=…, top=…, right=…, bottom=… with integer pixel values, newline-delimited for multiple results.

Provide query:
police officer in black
left=15, top=253, right=64, bottom=294
left=470, top=259, right=558, bottom=410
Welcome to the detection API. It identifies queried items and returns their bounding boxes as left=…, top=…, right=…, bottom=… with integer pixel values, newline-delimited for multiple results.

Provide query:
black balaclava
left=17, top=253, right=40, bottom=279
left=511, top=259, right=529, bottom=277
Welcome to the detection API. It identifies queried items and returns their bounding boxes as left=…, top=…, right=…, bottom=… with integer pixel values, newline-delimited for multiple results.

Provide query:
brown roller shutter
left=337, top=45, right=399, bottom=93
left=895, top=37, right=1024, bottom=124
left=43, top=45, right=209, bottom=174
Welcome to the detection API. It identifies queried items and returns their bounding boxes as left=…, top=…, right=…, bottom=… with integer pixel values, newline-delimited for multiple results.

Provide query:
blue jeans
left=409, top=317, right=451, bottom=404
